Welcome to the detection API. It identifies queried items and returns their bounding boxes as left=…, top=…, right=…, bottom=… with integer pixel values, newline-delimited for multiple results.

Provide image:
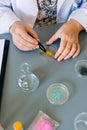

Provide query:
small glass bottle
left=18, top=63, right=39, bottom=92
left=13, top=121, right=23, bottom=130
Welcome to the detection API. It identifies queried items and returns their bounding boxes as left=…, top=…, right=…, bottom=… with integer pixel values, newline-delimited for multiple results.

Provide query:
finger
left=64, top=43, right=77, bottom=60
left=57, top=41, right=73, bottom=61
left=13, top=35, right=38, bottom=50
left=19, top=30, right=38, bottom=45
left=46, top=31, right=60, bottom=44
left=15, top=42, right=33, bottom=51
left=55, top=39, right=67, bottom=59
left=73, top=44, right=80, bottom=58
left=14, top=40, right=37, bottom=51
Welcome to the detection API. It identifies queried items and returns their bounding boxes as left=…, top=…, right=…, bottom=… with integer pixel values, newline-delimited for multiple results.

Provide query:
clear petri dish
left=74, top=112, right=87, bottom=130
left=75, top=60, right=87, bottom=79
left=46, top=83, right=69, bottom=105
left=39, top=44, right=57, bottom=58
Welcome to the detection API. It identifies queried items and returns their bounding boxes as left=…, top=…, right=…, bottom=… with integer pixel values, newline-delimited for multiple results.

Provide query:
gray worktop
left=0, top=23, right=87, bottom=130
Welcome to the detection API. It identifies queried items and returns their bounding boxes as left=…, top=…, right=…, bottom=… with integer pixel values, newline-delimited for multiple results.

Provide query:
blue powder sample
left=51, top=88, right=61, bottom=101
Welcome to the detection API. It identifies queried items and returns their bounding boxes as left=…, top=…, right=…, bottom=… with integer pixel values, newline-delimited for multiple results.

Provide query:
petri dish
left=75, top=60, right=87, bottom=79
left=74, top=112, right=87, bottom=130
left=39, top=44, right=57, bottom=58
left=46, top=83, right=69, bottom=105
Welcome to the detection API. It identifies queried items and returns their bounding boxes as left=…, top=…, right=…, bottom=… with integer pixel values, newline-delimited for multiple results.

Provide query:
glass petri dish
left=75, top=60, right=87, bottom=79
left=39, top=44, right=57, bottom=58
left=74, top=112, right=87, bottom=130
left=46, top=83, right=69, bottom=105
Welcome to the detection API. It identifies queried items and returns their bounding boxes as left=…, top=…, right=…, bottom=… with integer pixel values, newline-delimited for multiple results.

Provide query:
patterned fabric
left=34, top=0, right=57, bottom=27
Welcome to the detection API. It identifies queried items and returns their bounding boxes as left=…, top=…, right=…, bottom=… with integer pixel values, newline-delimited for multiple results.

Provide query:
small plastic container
left=28, top=110, right=59, bottom=130
left=75, top=60, right=87, bottom=79
left=39, top=44, right=57, bottom=58
left=46, top=83, right=69, bottom=105
left=74, top=112, right=87, bottom=130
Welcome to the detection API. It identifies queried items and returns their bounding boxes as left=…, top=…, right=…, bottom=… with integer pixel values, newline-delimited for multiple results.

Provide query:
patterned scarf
left=34, top=0, right=57, bottom=27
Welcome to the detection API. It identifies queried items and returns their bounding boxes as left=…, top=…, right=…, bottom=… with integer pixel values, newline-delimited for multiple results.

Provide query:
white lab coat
left=0, top=0, right=87, bottom=34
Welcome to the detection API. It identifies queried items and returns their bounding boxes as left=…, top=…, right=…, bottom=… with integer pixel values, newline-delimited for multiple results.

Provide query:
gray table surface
left=0, top=23, right=87, bottom=130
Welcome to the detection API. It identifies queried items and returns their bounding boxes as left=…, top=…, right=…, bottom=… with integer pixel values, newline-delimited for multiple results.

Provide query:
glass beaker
left=74, top=112, right=87, bottom=130
left=18, top=63, right=39, bottom=92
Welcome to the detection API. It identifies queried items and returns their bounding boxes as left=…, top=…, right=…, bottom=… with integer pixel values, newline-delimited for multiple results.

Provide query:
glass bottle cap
left=46, top=83, right=69, bottom=105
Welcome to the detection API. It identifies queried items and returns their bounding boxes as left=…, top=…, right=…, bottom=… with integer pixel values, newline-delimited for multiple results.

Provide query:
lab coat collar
left=57, top=0, right=65, bottom=11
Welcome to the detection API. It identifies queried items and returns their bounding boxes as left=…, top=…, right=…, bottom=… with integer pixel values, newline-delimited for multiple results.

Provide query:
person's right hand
left=9, top=21, right=39, bottom=51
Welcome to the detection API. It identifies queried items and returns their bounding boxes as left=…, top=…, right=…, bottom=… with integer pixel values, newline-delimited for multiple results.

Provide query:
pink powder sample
left=34, top=119, right=53, bottom=130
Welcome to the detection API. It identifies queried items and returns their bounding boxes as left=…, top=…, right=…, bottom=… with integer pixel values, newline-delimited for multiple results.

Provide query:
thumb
left=46, top=31, right=60, bottom=45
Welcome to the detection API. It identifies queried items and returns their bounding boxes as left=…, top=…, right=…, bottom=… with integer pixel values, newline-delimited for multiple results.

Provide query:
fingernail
left=58, top=58, right=61, bottom=61
left=54, top=55, right=57, bottom=59
left=73, top=56, right=75, bottom=58
left=35, top=41, right=38, bottom=44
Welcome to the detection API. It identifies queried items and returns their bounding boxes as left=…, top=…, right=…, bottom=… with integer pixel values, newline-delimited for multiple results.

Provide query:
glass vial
left=18, top=63, right=39, bottom=92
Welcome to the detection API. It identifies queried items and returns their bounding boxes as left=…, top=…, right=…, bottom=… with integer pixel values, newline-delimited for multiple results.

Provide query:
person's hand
left=9, top=21, right=39, bottom=51
left=46, top=19, right=84, bottom=61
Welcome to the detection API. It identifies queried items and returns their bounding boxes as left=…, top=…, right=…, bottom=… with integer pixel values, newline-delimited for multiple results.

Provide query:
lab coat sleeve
left=0, top=1, right=20, bottom=34
left=69, top=2, right=87, bottom=31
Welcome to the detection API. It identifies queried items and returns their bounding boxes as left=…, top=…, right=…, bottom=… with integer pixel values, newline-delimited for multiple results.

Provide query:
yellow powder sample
left=40, top=49, right=55, bottom=58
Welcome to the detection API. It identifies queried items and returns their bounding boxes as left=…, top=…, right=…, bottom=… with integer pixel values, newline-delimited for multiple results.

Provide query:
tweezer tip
left=38, top=42, right=46, bottom=52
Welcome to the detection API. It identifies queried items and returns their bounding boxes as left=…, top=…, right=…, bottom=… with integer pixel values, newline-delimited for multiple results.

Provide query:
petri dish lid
left=74, top=112, right=87, bottom=130
left=46, top=83, right=69, bottom=105
left=39, top=44, right=57, bottom=58
left=75, top=60, right=87, bottom=79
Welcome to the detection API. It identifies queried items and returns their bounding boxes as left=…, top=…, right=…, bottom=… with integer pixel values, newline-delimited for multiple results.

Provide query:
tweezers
left=38, top=42, right=46, bottom=52
left=28, top=33, right=46, bottom=52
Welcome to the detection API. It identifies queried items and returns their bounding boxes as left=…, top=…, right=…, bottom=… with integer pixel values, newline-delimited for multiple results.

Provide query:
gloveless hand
left=9, top=21, right=39, bottom=51
left=46, top=19, right=84, bottom=61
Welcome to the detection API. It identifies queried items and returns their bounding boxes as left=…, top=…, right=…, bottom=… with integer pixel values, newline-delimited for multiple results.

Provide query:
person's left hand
left=46, top=19, right=84, bottom=61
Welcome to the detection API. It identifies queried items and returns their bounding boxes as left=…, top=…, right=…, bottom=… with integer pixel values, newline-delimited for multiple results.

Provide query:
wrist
left=69, top=19, right=84, bottom=32
left=9, top=21, right=21, bottom=33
